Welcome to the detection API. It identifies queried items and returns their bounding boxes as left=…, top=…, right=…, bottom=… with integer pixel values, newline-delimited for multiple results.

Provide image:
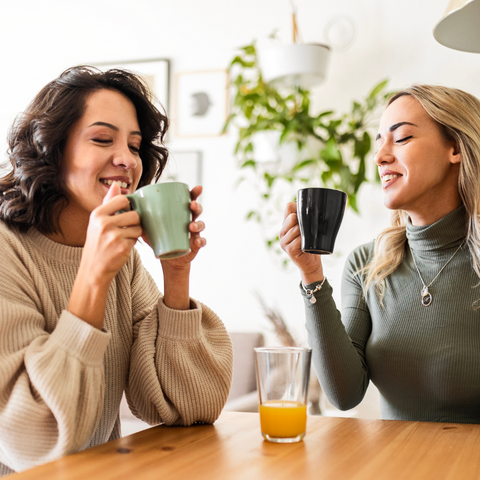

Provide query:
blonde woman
left=280, top=85, right=480, bottom=423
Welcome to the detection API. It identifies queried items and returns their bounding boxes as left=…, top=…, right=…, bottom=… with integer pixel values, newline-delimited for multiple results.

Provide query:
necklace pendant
left=421, top=287, right=432, bottom=307
left=310, top=296, right=317, bottom=305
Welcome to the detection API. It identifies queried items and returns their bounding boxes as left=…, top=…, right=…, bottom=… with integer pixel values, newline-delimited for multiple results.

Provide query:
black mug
left=297, top=187, right=347, bottom=255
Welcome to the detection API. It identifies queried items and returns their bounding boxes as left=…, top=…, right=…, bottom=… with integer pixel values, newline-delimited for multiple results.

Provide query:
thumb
left=103, top=182, right=121, bottom=205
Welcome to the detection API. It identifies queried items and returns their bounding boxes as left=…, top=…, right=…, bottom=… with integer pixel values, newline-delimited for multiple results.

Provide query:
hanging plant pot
left=257, top=43, right=331, bottom=89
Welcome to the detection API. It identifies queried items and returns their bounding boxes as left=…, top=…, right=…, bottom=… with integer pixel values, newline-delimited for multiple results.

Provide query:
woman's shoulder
left=345, top=240, right=375, bottom=270
left=0, top=220, right=27, bottom=246
left=0, top=221, right=35, bottom=276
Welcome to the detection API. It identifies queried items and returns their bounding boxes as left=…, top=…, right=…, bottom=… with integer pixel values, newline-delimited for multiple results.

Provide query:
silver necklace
left=409, top=240, right=465, bottom=307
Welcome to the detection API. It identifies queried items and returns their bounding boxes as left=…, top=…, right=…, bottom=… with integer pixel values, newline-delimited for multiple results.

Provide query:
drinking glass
left=254, top=347, right=312, bottom=443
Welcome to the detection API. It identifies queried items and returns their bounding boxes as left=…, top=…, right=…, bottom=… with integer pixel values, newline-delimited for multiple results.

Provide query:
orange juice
left=259, top=400, right=307, bottom=438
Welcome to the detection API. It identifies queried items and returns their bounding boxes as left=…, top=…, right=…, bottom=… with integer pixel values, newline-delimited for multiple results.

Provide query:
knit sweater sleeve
left=125, top=251, right=233, bottom=426
left=0, top=231, right=111, bottom=472
left=303, top=243, right=373, bottom=411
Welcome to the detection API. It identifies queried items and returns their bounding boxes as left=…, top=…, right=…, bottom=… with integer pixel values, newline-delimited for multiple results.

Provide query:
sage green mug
left=127, top=182, right=191, bottom=259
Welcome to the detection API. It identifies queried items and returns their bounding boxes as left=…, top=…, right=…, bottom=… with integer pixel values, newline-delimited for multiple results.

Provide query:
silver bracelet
left=302, top=277, right=326, bottom=304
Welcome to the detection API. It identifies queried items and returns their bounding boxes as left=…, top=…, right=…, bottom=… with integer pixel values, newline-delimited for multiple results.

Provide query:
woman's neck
left=405, top=197, right=462, bottom=227
left=46, top=206, right=88, bottom=247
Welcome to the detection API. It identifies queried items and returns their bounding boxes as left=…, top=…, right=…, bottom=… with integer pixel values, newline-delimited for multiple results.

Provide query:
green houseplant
left=224, top=42, right=391, bottom=261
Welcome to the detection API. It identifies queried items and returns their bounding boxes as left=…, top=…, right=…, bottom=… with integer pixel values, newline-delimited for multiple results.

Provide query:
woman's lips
left=100, top=180, right=130, bottom=195
left=381, top=173, right=402, bottom=189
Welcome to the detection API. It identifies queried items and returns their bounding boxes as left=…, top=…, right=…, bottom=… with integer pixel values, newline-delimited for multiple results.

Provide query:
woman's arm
left=125, top=252, right=233, bottom=426
left=0, top=235, right=110, bottom=472
left=302, top=247, right=372, bottom=410
left=124, top=186, right=232, bottom=426
left=280, top=200, right=372, bottom=411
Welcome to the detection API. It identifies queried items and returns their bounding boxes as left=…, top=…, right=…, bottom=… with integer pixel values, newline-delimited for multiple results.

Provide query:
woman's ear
left=450, top=141, right=461, bottom=164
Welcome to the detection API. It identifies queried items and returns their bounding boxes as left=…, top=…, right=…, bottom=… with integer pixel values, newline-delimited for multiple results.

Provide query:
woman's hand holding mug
left=280, top=202, right=324, bottom=286
left=68, top=182, right=143, bottom=329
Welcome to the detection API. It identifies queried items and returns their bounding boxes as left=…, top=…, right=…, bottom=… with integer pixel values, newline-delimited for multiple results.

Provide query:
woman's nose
left=374, top=143, right=394, bottom=166
left=112, top=147, right=139, bottom=170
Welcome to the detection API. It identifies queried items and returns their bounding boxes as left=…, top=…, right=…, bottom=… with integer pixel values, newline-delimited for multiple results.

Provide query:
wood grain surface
left=9, top=412, right=480, bottom=480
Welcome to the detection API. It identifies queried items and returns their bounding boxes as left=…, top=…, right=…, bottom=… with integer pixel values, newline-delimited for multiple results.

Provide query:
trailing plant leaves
left=368, top=79, right=389, bottom=99
left=264, top=172, right=276, bottom=188
left=224, top=41, right=389, bottom=258
left=293, top=159, right=316, bottom=172
left=241, top=159, right=256, bottom=169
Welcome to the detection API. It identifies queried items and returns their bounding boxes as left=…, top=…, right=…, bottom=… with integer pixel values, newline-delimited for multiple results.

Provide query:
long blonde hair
left=364, top=85, right=480, bottom=303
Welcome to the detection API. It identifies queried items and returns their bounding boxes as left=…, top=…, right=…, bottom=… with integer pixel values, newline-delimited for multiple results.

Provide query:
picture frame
left=95, top=58, right=170, bottom=114
left=174, top=70, right=228, bottom=137
left=161, top=151, right=203, bottom=189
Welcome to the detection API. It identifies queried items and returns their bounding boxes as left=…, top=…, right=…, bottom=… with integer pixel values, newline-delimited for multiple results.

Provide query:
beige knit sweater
left=0, top=221, right=233, bottom=475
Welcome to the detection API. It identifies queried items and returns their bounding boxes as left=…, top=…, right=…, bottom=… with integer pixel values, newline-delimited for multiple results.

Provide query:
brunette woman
left=0, top=66, right=232, bottom=475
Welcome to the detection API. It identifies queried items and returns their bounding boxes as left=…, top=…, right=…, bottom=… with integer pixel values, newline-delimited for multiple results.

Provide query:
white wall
left=1, top=0, right=479, bottom=414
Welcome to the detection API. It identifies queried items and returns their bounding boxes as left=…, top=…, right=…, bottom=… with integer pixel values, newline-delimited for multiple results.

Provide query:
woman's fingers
left=190, top=186, right=203, bottom=222
left=280, top=202, right=299, bottom=238
left=113, top=210, right=141, bottom=227
left=103, top=182, right=122, bottom=202
left=190, top=185, right=203, bottom=202
left=190, top=220, right=206, bottom=250
left=121, top=225, right=144, bottom=240
left=280, top=211, right=300, bottom=239
left=189, top=220, right=205, bottom=234
left=98, top=192, right=131, bottom=217
left=283, top=201, right=297, bottom=220
left=280, top=222, right=301, bottom=247
left=279, top=202, right=306, bottom=260
left=193, top=235, right=207, bottom=249
left=190, top=200, right=203, bottom=222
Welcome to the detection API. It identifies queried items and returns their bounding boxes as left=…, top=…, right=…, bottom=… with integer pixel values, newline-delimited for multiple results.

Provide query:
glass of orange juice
left=254, top=347, right=312, bottom=443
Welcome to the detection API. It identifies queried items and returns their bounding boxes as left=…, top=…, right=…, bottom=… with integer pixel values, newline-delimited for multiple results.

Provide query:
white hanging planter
left=257, top=43, right=331, bottom=90
left=252, top=130, right=301, bottom=165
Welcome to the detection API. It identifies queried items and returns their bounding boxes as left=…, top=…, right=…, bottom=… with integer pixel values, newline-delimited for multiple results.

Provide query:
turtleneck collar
left=405, top=204, right=467, bottom=252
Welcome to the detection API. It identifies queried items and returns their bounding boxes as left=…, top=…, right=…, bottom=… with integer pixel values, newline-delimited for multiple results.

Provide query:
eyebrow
left=88, top=121, right=142, bottom=137
left=376, top=121, right=417, bottom=141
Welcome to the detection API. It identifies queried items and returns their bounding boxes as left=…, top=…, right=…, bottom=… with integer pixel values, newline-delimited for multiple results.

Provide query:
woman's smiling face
left=62, top=88, right=143, bottom=224
left=375, top=94, right=461, bottom=225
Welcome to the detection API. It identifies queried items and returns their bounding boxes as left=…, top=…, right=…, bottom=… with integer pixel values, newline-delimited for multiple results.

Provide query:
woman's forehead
left=379, top=95, right=431, bottom=133
left=79, top=89, right=140, bottom=130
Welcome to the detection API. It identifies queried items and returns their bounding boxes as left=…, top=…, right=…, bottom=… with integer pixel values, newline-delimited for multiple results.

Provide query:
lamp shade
left=257, top=44, right=331, bottom=89
left=433, top=0, right=480, bottom=53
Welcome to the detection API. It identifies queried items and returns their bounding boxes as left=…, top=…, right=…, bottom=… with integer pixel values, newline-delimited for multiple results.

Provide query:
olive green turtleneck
left=302, top=205, right=480, bottom=423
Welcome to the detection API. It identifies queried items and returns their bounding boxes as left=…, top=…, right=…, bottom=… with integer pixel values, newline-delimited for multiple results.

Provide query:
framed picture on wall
left=161, top=151, right=203, bottom=189
left=95, top=58, right=170, bottom=114
left=174, top=70, right=228, bottom=137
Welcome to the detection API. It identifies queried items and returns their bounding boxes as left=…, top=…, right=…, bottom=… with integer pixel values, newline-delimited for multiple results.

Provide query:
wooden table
left=10, top=412, right=480, bottom=480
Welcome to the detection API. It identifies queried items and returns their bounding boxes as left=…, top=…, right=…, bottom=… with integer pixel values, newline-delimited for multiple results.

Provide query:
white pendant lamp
left=434, top=0, right=480, bottom=53
left=257, top=3, right=331, bottom=89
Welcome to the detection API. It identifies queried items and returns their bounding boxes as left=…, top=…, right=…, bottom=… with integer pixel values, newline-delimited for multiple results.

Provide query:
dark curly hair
left=0, top=65, right=169, bottom=234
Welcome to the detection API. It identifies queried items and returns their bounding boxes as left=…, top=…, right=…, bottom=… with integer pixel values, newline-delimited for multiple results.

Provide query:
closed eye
left=93, top=138, right=111, bottom=145
left=129, top=145, right=140, bottom=154
left=396, top=136, right=412, bottom=143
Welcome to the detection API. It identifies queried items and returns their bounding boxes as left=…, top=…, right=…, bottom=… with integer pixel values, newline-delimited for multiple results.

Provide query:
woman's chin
left=383, top=198, right=399, bottom=211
